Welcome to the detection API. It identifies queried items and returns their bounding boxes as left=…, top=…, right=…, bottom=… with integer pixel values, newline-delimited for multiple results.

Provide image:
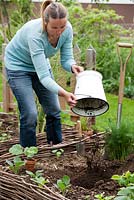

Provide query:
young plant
left=114, top=185, right=134, bottom=200
left=6, top=144, right=38, bottom=173
left=9, top=144, right=23, bottom=156
left=6, top=144, right=25, bottom=174
left=24, top=146, right=38, bottom=159
left=56, top=175, right=71, bottom=195
left=112, top=171, right=134, bottom=200
left=9, top=144, right=38, bottom=159
left=112, top=171, right=134, bottom=187
left=52, top=149, right=64, bottom=158
left=95, top=193, right=114, bottom=200
left=26, top=170, right=49, bottom=187
left=6, top=156, right=25, bottom=174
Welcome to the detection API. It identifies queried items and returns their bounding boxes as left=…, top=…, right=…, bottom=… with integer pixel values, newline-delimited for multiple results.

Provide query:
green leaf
left=24, top=146, right=38, bottom=158
left=114, top=197, right=128, bottom=200
left=9, top=144, right=23, bottom=155
left=62, top=175, right=70, bottom=186
left=6, top=159, right=13, bottom=167
left=57, top=179, right=66, bottom=192
left=26, top=170, right=35, bottom=178
left=52, top=149, right=58, bottom=153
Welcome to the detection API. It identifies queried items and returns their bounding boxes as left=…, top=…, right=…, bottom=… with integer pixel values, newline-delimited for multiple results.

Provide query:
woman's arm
left=60, top=25, right=83, bottom=75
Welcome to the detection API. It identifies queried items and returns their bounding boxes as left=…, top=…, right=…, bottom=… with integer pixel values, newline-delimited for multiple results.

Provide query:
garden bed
left=0, top=112, right=134, bottom=200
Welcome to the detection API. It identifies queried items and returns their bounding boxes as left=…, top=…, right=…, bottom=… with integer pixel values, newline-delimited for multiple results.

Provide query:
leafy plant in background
left=26, top=170, right=49, bottom=188
left=124, top=75, right=134, bottom=99
left=56, top=175, right=71, bottom=195
left=104, top=120, right=134, bottom=160
left=0, top=0, right=34, bottom=41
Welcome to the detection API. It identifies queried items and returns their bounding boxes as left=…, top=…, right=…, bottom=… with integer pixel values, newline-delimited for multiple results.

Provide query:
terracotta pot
left=25, top=159, right=36, bottom=172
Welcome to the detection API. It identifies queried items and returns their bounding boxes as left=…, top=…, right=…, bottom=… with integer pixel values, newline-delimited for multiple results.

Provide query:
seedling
left=6, top=156, right=25, bottom=174
left=95, top=193, right=114, bottom=200
left=56, top=175, right=71, bottom=195
left=112, top=171, right=134, bottom=187
left=52, top=149, right=64, bottom=158
left=6, top=144, right=38, bottom=173
left=9, top=144, right=23, bottom=156
left=24, top=146, right=38, bottom=159
left=26, top=170, right=49, bottom=187
left=9, top=144, right=38, bottom=159
left=112, top=171, right=134, bottom=200
left=0, top=133, right=11, bottom=142
left=114, top=186, right=134, bottom=200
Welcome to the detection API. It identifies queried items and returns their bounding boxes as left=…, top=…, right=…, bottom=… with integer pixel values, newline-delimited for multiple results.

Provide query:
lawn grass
left=95, top=93, right=134, bottom=131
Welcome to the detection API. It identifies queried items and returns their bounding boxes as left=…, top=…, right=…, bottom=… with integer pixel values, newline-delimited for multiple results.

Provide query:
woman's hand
left=58, top=89, right=77, bottom=107
left=64, top=91, right=77, bottom=107
left=71, top=64, right=84, bottom=75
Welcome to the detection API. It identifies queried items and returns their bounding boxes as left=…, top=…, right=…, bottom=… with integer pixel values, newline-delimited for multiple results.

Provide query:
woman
left=4, top=0, right=83, bottom=147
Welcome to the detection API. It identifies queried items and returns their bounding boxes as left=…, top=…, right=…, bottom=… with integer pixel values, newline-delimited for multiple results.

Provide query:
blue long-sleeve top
left=4, top=18, right=76, bottom=94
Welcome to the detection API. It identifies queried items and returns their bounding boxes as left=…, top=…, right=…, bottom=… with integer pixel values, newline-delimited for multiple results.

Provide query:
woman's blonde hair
left=41, top=0, right=67, bottom=31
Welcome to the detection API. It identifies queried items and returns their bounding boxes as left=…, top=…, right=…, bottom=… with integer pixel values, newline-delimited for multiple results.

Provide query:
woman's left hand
left=71, top=64, right=84, bottom=75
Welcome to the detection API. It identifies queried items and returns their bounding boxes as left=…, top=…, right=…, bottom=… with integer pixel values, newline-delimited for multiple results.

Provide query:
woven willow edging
left=0, top=170, right=70, bottom=200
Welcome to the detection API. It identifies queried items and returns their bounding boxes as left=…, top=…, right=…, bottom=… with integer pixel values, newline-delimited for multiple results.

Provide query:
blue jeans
left=5, top=68, right=62, bottom=147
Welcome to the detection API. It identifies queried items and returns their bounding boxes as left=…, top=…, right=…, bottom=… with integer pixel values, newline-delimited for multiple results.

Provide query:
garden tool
left=116, top=42, right=133, bottom=128
left=76, top=120, right=85, bottom=156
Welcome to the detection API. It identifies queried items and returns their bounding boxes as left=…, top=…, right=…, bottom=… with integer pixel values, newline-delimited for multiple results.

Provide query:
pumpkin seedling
left=24, top=146, right=38, bottom=159
left=26, top=170, right=49, bottom=187
left=6, top=144, right=38, bottom=173
left=24, top=146, right=38, bottom=172
left=9, top=144, right=23, bottom=156
left=6, top=156, right=25, bottom=174
left=52, top=149, right=64, bottom=158
left=56, top=175, right=71, bottom=195
left=6, top=144, right=25, bottom=174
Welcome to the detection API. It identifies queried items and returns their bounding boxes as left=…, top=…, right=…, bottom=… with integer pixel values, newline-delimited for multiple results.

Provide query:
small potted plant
left=24, top=146, right=38, bottom=172
left=6, top=144, right=38, bottom=173
left=6, top=144, right=25, bottom=174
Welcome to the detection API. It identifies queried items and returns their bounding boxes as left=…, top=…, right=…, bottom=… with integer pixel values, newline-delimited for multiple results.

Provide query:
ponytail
left=41, top=0, right=67, bottom=31
left=41, top=0, right=54, bottom=31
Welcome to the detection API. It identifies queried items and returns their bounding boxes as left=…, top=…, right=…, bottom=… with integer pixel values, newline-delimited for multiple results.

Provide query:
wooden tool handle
left=76, top=120, right=82, bottom=138
left=117, top=42, right=133, bottom=48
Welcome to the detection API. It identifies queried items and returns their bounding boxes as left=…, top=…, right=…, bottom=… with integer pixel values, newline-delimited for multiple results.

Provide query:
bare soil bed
left=0, top=112, right=134, bottom=200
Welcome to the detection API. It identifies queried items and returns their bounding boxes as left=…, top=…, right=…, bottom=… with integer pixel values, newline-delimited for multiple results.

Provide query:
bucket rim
left=71, top=97, right=109, bottom=117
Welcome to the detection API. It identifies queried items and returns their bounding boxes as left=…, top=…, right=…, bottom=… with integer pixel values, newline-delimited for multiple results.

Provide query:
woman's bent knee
left=21, top=111, right=37, bottom=127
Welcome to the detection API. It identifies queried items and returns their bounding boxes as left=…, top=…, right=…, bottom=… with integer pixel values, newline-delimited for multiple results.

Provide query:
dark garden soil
left=0, top=112, right=134, bottom=200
